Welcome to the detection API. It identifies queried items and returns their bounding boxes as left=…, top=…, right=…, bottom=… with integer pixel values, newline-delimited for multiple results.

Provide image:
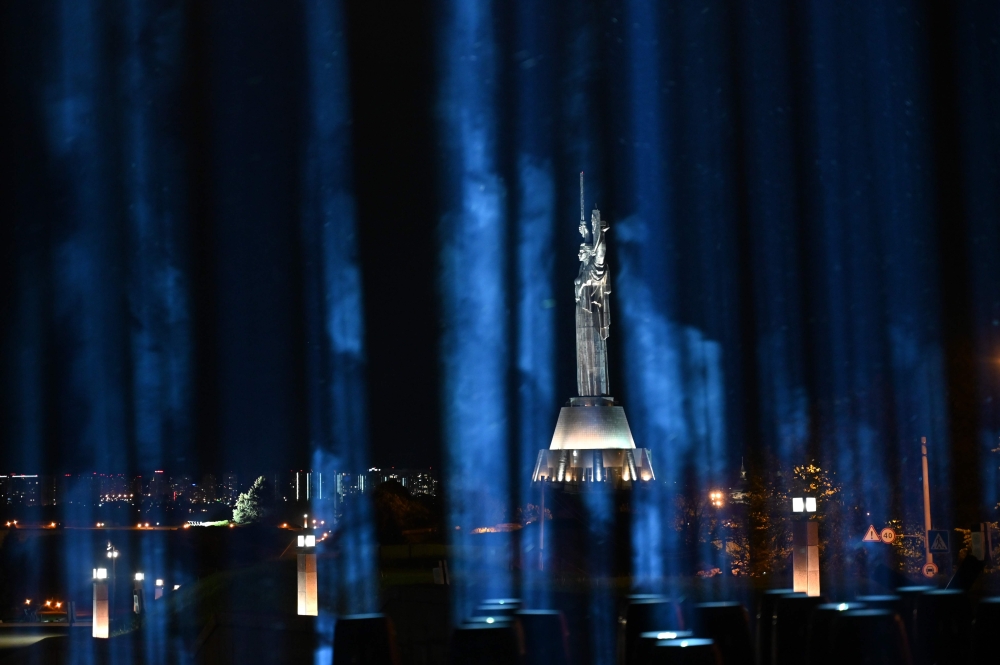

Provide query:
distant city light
left=135, top=573, right=144, bottom=581
left=93, top=568, right=107, bottom=580
left=155, top=579, right=163, bottom=587
left=173, top=585, right=180, bottom=591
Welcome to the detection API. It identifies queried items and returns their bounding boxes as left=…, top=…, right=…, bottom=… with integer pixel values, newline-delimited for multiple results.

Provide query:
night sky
left=1, top=0, right=998, bottom=533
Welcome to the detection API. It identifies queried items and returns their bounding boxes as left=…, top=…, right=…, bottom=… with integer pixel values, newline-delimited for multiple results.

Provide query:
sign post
left=921, top=437, right=933, bottom=567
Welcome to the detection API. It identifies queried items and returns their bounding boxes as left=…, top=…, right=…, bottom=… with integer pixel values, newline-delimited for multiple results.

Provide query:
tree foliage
left=372, top=480, right=436, bottom=544
left=232, top=476, right=266, bottom=524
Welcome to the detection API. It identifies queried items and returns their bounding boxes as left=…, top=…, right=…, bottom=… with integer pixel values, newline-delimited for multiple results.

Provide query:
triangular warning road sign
left=863, top=525, right=881, bottom=542
left=931, top=533, right=948, bottom=551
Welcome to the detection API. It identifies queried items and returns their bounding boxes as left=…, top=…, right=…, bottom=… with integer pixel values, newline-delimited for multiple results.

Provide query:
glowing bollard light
left=133, top=573, right=145, bottom=615
left=297, top=534, right=317, bottom=616
left=92, top=568, right=109, bottom=639
left=791, top=497, right=820, bottom=597
left=154, top=578, right=164, bottom=601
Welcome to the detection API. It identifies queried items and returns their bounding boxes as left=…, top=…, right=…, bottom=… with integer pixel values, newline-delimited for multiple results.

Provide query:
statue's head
left=578, top=244, right=592, bottom=262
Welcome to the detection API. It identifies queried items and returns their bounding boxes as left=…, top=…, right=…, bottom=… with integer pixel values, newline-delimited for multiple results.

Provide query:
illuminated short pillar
left=297, top=535, right=317, bottom=616
left=133, top=573, right=145, bottom=615
left=791, top=496, right=820, bottom=597
left=792, top=521, right=820, bottom=596
left=154, top=579, right=164, bottom=601
left=92, top=568, right=109, bottom=639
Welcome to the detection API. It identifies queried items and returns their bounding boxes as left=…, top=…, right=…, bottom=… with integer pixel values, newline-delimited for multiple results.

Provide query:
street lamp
left=105, top=543, right=119, bottom=624
left=93, top=568, right=109, bottom=638
left=297, top=534, right=317, bottom=616
left=709, top=490, right=725, bottom=508
left=790, top=496, right=819, bottom=597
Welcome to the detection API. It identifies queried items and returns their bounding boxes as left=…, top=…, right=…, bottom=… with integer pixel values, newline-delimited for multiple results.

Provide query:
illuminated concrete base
left=792, top=521, right=820, bottom=597
left=533, top=396, right=654, bottom=485
left=297, top=552, right=318, bottom=616
left=532, top=447, right=655, bottom=484
left=93, top=580, right=109, bottom=639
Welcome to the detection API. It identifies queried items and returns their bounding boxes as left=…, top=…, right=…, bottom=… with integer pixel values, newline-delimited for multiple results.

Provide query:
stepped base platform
left=532, top=395, right=654, bottom=484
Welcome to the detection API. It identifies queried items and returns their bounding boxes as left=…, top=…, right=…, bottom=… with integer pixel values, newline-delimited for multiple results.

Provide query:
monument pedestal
left=532, top=396, right=654, bottom=485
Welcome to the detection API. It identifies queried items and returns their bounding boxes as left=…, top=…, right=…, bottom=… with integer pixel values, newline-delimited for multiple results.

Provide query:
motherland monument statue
left=532, top=173, right=655, bottom=486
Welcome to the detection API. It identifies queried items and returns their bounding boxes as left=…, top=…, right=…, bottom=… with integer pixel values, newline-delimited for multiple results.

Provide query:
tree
left=233, top=476, right=266, bottom=524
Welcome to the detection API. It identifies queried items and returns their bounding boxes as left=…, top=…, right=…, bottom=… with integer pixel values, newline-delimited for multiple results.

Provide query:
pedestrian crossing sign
left=928, top=529, right=950, bottom=553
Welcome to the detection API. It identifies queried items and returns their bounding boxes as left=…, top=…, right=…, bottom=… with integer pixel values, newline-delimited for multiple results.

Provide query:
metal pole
left=921, top=437, right=932, bottom=565
left=539, top=481, right=545, bottom=571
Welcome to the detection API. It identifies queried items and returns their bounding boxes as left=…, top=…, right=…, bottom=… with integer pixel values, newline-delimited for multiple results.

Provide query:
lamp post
left=106, top=543, right=119, bottom=623
left=791, top=496, right=819, bottom=597
left=297, top=534, right=317, bottom=616
left=105, top=543, right=119, bottom=625
left=709, top=490, right=726, bottom=569
left=92, top=568, right=109, bottom=638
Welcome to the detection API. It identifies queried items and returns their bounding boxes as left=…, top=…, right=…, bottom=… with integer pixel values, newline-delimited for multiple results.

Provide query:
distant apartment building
left=200, top=474, right=218, bottom=503
left=293, top=471, right=325, bottom=501
left=333, top=468, right=439, bottom=501
left=0, top=475, right=42, bottom=506
left=220, top=473, right=239, bottom=504
left=148, top=471, right=169, bottom=499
